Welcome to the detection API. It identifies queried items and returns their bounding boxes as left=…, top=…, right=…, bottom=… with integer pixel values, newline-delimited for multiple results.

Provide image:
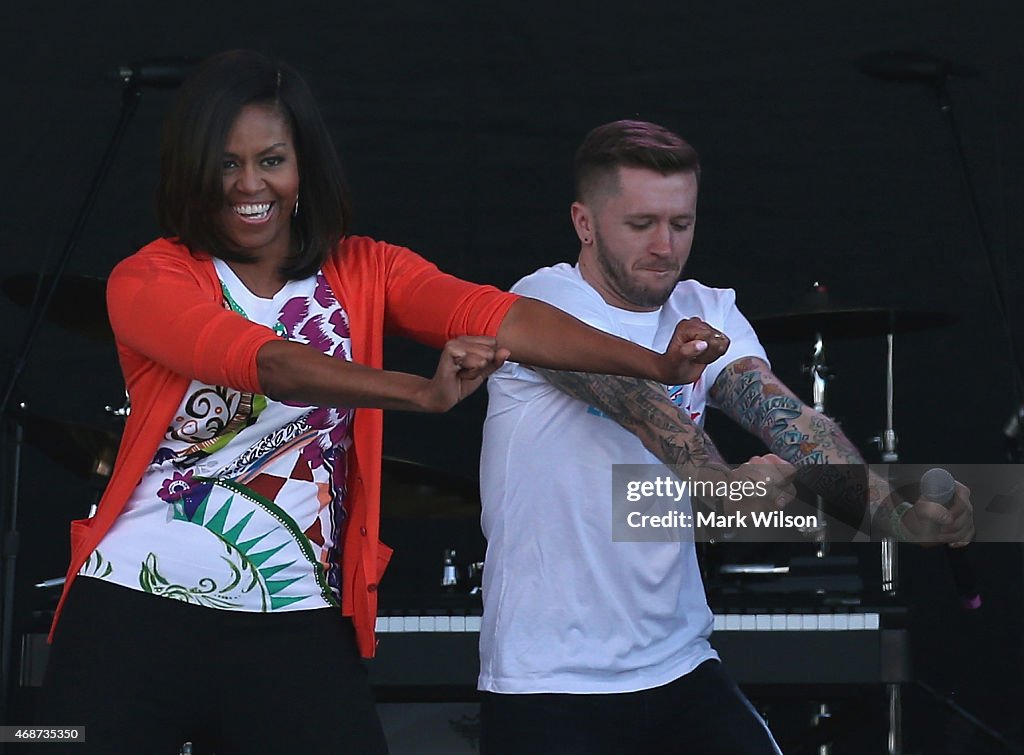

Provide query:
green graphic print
left=140, top=478, right=338, bottom=611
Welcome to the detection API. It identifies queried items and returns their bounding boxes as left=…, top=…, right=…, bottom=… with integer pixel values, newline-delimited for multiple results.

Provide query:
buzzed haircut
left=574, top=120, right=701, bottom=203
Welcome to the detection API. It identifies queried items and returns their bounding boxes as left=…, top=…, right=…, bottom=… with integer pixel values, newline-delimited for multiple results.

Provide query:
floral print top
left=81, top=259, right=353, bottom=611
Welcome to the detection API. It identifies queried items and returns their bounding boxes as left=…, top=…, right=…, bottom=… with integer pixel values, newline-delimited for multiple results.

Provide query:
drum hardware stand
left=865, top=316, right=903, bottom=755
left=0, top=74, right=145, bottom=736
left=800, top=328, right=840, bottom=755
left=794, top=325, right=833, bottom=755
left=868, top=315, right=900, bottom=599
left=800, top=328, right=832, bottom=560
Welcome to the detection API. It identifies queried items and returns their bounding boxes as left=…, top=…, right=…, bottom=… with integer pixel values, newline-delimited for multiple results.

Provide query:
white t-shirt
left=478, top=263, right=767, bottom=694
left=84, top=259, right=354, bottom=612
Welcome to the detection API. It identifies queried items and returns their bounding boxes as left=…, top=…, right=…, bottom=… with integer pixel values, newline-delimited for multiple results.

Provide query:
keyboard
left=369, top=604, right=910, bottom=688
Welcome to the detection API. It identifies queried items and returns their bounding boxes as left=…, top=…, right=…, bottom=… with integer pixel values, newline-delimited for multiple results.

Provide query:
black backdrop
left=2, top=1, right=1023, bottom=748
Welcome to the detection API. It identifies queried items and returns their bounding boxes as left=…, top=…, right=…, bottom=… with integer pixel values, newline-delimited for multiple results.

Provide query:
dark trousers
left=33, top=577, right=388, bottom=754
left=480, top=659, right=781, bottom=755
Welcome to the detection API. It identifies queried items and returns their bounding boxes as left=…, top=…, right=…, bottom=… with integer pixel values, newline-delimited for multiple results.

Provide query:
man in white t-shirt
left=478, top=120, right=975, bottom=754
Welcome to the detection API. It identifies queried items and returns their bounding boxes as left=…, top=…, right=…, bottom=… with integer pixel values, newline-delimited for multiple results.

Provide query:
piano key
left=834, top=614, right=850, bottom=630
left=420, top=616, right=436, bottom=632
left=771, top=615, right=787, bottom=631
left=849, top=613, right=866, bottom=630
left=403, top=616, right=420, bottom=632
left=755, top=614, right=772, bottom=631
left=740, top=614, right=756, bottom=631
left=801, top=614, right=818, bottom=630
left=786, top=615, right=802, bottom=631
left=388, top=616, right=405, bottom=633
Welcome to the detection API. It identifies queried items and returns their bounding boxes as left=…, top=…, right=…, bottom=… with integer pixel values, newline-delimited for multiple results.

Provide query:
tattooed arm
left=709, top=357, right=973, bottom=542
left=709, top=357, right=866, bottom=466
left=708, top=356, right=887, bottom=530
left=530, top=368, right=793, bottom=512
left=532, top=368, right=728, bottom=469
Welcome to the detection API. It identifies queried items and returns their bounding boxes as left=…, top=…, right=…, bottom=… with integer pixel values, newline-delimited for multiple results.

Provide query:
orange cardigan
left=51, top=235, right=517, bottom=657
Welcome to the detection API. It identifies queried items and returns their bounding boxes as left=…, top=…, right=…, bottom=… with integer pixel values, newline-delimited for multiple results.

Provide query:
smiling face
left=573, top=165, right=698, bottom=311
left=219, top=103, right=300, bottom=265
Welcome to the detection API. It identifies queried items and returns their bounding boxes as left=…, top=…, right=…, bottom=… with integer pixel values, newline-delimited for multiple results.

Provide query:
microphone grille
left=920, top=468, right=956, bottom=506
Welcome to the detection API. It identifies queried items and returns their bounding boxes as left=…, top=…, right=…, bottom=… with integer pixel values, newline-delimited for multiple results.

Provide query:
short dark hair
left=573, top=120, right=701, bottom=203
left=157, top=49, right=351, bottom=279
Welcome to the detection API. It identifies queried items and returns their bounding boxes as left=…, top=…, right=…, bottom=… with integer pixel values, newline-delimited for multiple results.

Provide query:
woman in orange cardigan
left=37, top=50, right=727, bottom=754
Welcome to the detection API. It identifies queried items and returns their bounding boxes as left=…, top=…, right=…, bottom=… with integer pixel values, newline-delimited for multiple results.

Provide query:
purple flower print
left=157, top=470, right=212, bottom=521
left=157, top=470, right=198, bottom=503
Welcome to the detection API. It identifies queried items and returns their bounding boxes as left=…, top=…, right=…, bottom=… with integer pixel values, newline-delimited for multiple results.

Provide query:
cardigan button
left=359, top=526, right=367, bottom=536
left=367, top=583, right=378, bottom=592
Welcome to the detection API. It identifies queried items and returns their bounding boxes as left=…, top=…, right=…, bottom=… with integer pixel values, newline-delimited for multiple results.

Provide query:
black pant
left=33, top=578, right=388, bottom=754
left=480, top=659, right=781, bottom=755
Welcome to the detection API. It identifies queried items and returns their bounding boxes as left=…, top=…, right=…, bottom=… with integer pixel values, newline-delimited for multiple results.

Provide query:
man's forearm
left=532, top=367, right=727, bottom=469
left=712, top=357, right=889, bottom=527
left=710, top=357, right=862, bottom=464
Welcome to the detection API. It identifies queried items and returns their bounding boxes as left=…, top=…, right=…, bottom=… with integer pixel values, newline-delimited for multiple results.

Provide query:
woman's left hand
left=419, top=336, right=511, bottom=412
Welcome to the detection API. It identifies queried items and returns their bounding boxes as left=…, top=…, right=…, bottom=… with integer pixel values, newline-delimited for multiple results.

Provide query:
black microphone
left=920, top=468, right=981, bottom=610
left=106, top=57, right=199, bottom=88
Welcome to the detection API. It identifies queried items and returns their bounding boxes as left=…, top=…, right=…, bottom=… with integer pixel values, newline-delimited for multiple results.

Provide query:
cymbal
left=752, top=306, right=958, bottom=342
left=12, top=407, right=120, bottom=479
left=380, top=456, right=480, bottom=518
left=2, top=273, right=112, bottom=341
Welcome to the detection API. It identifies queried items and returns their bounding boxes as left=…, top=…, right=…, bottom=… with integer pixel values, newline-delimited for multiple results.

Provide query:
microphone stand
left=926, top=69, right=1024, bottom=753
left=857, top=53, right=1024, bottom=753
left=930, top=74, right=1024, bottom=462
left=0, top=76, right=142, bottom=735
left=857, top=51, right=1024, bottom=465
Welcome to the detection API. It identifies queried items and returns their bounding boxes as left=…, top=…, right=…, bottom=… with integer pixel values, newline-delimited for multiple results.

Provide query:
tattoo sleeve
left=531, top=367, right=728, bottom=470
left=711, top=357, right=897, bottom=531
